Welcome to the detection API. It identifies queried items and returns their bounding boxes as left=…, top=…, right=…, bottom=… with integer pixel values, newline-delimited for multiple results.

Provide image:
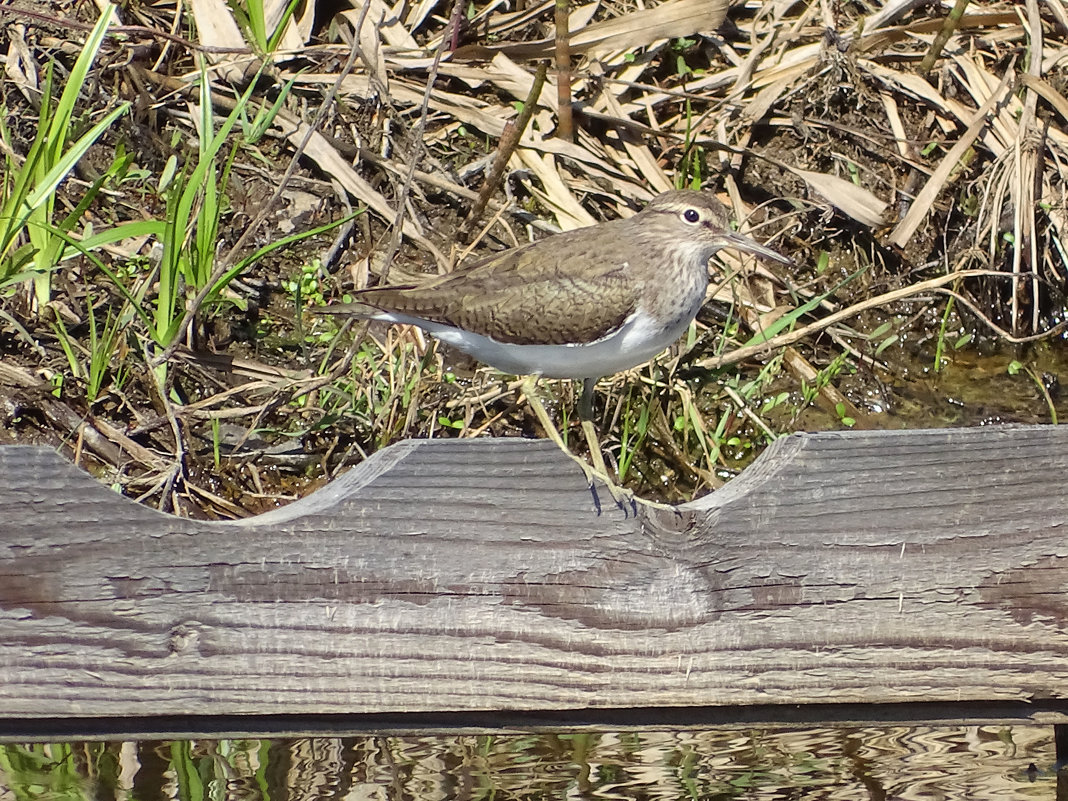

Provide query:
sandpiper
left=319, top=189, right=790, bottom=504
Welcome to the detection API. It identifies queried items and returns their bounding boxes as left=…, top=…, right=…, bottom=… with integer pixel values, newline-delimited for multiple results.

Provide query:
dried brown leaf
left=452, top=0, right=728, bottom=61
left=788, top=169, right=887, bottom=228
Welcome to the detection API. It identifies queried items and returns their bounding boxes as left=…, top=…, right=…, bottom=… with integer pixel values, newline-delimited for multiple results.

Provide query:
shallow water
left=0, top=726, right=1055, bottom=801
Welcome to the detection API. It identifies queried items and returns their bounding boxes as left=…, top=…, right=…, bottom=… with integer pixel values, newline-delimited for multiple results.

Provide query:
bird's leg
left=578, top=377, right=596, bottom=420
left=519, top=376, right=634, bottom=514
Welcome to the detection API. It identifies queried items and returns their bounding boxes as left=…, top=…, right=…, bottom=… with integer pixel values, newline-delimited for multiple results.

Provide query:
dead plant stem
left=703, top=269, right=1051, bottom=371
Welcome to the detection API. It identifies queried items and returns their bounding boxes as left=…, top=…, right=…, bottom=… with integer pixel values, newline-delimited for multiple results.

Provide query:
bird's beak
left=721, top=231, right=792, bottom=265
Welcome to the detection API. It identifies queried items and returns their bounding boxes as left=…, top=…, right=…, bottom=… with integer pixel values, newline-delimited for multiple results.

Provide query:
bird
left=318, top=189, right=790, bottom=505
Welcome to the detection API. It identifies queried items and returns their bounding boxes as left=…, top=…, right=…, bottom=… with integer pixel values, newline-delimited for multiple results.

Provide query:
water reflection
left=0, top=726, right=1054, bottom=801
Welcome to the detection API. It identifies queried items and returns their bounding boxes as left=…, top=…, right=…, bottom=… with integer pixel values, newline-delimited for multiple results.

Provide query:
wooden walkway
left=1, top=424, right=1067, bottom=740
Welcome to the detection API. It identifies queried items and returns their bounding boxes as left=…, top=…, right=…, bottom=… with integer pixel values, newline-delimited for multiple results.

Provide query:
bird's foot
left=578, top=419, right=637, bottom=515
left=520, top=377, right=637, bottom=516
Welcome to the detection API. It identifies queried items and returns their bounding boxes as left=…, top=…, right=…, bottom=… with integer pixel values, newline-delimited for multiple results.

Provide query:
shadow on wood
left=1, top=424, right=1067, bottom=738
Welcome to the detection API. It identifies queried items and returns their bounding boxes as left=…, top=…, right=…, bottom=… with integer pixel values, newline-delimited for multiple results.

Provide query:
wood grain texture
left=1, top=426, right=1067, bottom=732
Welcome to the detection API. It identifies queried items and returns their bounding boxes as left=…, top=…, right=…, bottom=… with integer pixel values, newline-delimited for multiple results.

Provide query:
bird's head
left=640, top=190, right=791, bottom=267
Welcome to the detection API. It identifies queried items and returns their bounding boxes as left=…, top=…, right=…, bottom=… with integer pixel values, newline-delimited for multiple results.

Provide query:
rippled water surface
left=0, top=726, right=1056, bottom=801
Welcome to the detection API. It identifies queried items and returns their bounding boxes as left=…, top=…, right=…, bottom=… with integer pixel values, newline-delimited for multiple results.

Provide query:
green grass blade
left=212, top=208, right=364, bottom=297
left=45, top=6, right=116, bottom=165
left=22, top=103, right=130, bottom=214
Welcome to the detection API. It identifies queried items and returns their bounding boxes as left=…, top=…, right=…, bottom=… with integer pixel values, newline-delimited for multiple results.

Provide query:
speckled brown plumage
left=356, top=228, right=639, bottom=345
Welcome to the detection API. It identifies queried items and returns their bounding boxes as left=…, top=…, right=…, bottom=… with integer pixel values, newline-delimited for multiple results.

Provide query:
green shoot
left=0, top=7, right=130, bottom=301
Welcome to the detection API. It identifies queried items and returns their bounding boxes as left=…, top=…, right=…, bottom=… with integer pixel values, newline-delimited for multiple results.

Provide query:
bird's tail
left=312, top=283, right=421, bottom=318
left=310, top=301, right=380, bottom=318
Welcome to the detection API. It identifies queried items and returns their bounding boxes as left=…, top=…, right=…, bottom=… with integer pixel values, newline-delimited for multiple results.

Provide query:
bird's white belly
left=377, top=301, right=702, bottom=380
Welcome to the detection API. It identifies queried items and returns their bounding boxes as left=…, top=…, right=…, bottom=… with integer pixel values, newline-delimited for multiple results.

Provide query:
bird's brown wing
left=356, top=226, right=644, bottom=345
left=456, top=274, right=638, bottom=345
left=359, top=273, right=638, bottom=345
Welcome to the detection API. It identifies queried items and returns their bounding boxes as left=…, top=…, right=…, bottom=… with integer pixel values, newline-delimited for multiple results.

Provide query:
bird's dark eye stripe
left=683, top=208, right=700, bottom=223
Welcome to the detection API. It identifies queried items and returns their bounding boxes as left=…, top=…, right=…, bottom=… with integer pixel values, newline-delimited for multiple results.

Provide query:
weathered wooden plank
left=0, top=425, right=1067, bottom=734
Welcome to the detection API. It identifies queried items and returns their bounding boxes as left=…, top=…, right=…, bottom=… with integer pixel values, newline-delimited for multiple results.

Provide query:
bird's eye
left=683, top=208, right=701, bottom=224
